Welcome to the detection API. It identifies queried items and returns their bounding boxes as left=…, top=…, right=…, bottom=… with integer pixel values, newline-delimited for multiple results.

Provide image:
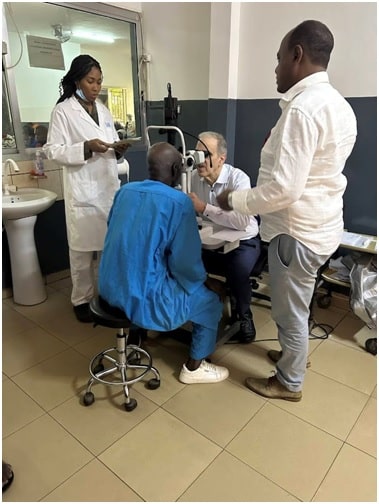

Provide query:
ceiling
left=4, top=2, right=131, bottom=47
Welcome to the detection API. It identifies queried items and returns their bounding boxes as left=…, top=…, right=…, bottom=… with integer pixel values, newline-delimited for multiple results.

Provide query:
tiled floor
left=2, top=274, right=377, bottom=502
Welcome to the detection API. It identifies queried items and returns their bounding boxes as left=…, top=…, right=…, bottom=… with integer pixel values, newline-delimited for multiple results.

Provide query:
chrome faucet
left=2, top=158, right=20, bottom=195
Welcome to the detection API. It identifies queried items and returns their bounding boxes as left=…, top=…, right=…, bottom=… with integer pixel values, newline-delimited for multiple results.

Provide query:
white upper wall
left=237, top=2, right=377, bottom=99
left=111, top=1, right=376, bottom=100
left=141, top=2, right=211, bottom=100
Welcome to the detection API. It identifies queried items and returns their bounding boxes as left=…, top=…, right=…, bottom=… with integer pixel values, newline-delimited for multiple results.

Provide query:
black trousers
left=202, top=236, right=261, bottom=317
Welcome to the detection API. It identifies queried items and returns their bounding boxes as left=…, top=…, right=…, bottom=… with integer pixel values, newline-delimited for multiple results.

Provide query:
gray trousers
left=268, top=234, right=329, bottom=391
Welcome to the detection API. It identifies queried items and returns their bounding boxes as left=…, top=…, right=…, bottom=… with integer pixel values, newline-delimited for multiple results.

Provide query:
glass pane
left=4, top=2, right=141, bottom=149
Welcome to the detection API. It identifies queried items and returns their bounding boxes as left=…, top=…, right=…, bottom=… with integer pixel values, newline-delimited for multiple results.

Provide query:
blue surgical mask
left=76, top=88, right=87, bottom=101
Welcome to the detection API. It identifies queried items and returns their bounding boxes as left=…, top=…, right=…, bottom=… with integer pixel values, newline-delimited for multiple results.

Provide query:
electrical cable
left=175, top=128, right=213, bottom=168
left=4, top=3, right=24, bottom=70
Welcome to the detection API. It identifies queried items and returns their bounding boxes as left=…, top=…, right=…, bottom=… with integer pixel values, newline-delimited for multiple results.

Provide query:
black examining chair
left=82, top=296, right=160, bottom=412
left=250, top=241, right=271, bottom=305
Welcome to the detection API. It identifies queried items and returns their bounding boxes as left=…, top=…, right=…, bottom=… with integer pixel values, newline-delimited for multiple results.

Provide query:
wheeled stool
left=82, top=296, right=160, bottom=412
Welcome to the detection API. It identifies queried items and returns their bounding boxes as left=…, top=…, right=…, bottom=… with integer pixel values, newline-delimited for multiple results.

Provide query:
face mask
left=75, top=88, right=87, bottom=101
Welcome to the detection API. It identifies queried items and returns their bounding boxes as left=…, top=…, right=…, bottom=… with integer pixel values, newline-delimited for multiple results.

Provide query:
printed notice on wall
left=26, top=35, right=65, bottom=70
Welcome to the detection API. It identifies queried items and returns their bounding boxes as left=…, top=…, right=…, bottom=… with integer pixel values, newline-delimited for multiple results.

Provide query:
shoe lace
left=201, top=360, right=219, bottom=373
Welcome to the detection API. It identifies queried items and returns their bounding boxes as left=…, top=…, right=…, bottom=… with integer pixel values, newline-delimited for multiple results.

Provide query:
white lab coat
left=43, top=96, right=120, bottom=251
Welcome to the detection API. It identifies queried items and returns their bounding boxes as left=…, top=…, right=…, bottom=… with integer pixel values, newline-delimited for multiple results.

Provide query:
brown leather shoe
left=268, top=349, right=311, bottom=368
left=245, top=375, right=302, bottom=402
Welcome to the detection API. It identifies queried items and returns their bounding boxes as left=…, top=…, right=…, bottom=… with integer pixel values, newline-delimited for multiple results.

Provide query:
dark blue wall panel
left=3, top=96, right=375, bottom=289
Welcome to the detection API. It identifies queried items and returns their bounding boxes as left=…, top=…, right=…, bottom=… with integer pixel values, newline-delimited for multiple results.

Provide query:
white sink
left=2, top=187, right=57, bottom=220
left=3, top=187, right=58, bottom=305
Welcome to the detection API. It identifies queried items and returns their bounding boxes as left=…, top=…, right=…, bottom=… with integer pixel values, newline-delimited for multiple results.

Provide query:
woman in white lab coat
left=44, top=54, right=130, bottom=322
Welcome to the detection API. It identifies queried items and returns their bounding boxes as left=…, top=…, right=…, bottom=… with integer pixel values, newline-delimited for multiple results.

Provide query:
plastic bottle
left=34, top=150, right=44, bottom=176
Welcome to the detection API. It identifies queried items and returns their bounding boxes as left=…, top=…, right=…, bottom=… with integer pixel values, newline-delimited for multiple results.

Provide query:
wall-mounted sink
left=2, top=187, right=58, bottom=306
left=2, top=187, right=57, bottom=220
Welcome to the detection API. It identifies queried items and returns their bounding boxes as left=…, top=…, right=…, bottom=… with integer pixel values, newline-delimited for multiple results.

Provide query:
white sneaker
left=179, top=360, right=229, bottom=384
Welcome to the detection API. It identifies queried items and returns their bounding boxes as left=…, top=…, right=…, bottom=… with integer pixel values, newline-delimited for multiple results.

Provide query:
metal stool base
left=83, top=329, right=160, bottom=411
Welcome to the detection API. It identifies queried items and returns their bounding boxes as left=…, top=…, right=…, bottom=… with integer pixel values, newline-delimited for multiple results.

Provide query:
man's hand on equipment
left=217, top=189, right=233, bottom=211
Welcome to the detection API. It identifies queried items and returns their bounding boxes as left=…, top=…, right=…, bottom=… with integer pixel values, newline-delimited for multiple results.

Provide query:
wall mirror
left=2, top=1, right=143, bottom=159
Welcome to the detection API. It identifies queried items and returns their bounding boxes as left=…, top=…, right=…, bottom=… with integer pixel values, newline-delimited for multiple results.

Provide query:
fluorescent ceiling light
left=72, top=30, right=114, bottom=43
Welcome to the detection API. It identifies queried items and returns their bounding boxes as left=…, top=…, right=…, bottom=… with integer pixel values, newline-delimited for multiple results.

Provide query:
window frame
left=2, top=1, right=145, bottom=162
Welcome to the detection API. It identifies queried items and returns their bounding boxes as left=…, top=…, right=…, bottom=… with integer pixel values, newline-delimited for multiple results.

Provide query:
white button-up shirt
left=230, top=72, right=357, bottom=255
left=191, top=163, right=259, bottom=239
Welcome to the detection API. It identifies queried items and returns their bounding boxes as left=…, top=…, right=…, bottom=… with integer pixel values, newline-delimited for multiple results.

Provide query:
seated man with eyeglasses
left=189, top=131, right=261, bottom=343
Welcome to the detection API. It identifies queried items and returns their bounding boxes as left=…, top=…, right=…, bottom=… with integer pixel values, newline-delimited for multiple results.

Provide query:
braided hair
left=57, top=54, right=102, bottom=104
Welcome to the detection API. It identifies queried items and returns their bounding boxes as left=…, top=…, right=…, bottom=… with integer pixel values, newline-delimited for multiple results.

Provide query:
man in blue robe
left=99, top=142, right=229, bottom=384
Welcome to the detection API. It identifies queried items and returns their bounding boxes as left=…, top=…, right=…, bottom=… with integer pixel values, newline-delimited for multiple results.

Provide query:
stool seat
left=90, top=296, right=132, bottom=329
left=82, top=296, right=160, bottom=412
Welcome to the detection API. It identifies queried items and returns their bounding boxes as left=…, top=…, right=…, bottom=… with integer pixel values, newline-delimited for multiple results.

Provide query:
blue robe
left=99, top=180, right=222, bottom=358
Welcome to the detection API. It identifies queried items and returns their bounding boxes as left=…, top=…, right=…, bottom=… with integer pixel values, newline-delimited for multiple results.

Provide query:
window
left=2, top=2, right=143, bottom=158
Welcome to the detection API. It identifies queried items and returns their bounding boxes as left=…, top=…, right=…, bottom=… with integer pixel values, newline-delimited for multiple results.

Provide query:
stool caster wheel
left=317, top=294, right=331, bottom=309
left=124, top=398, right=137, bottom=411
left=83, top=392, right=95, bottom=406
left=147, top=378, right=160, bottom=390
left=93, top=363, right=104, bottom=374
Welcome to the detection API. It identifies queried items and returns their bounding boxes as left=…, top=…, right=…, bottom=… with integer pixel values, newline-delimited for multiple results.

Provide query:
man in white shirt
left=218, top=20, right=357, bottom=401
left=189, top=131, right=261, bottom=343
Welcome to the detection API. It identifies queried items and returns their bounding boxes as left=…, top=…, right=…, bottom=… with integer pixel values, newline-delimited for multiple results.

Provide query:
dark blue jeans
left=202, top=236, right=261, bottom=317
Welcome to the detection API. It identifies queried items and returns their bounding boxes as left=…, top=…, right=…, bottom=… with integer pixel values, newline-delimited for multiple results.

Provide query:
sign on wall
left=26, top=35, right=65, bottom=70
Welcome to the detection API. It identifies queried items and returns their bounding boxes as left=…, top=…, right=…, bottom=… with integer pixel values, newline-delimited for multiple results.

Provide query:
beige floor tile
left=163, top=378, right=265, bottom=447
left=254, top=317, right=328, bottom=355
left=179, top=451, right=298, bottom=502
left=273, top=370, right=369, bottom=440
left=250, top=303, right=273, bottom=329
left=73, top=324, right=124, bottom=357
left=330, top=311, right=366, bottom=350
left=227, top=402, right=342, bottom=501
left=39, top=312, right=104, bottom=346
left=132, top=343, right=189, bottom=404
left=41, top=459, right=143, bottom=502
left=212, top=338, right=240, bottom=361
left=253, top=317, right=279, bottom=342
left=2, top=415, right=93, bottom=502
left=2, top=303, right=37, bottom=336
left=2, top=379, right=45, bottom=437
left=8, top=290, right=73, bottom=325
left=50, top=386, right=158, bottom=455
left=2, top=295, right=376, bottom=503
left=311, top=303, right=347, bottom=328
left=346, top=397, right=377, bottom=457
left=218, top=341, right=277, bottom=390
left=99, top=408, right=221, bottom=502
left=313, top=444, right=377, bottom=502
left=12, top=348, right=89, bottom=410
left=47, top=276, right=72, bottom=291
left=59, top=286, right=72, bottom=298
left=311, top=339, right=377, bottom=394
left=2, top=325, right=69, bottom=377
left=45, top=269, right=71, bottom=285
